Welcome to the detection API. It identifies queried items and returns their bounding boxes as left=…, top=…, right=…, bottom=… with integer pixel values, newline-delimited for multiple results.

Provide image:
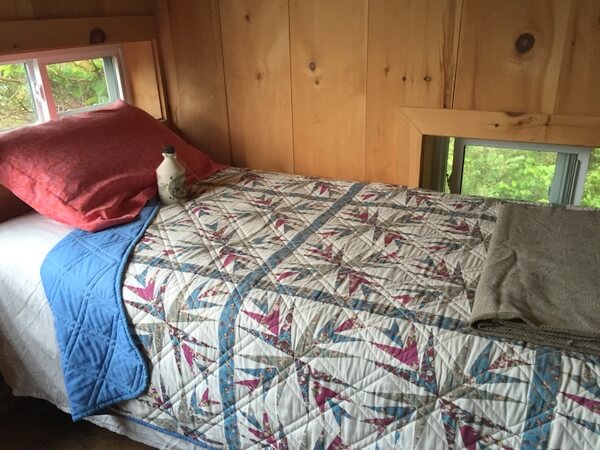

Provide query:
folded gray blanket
left=471, top=202, right=600, bottom=356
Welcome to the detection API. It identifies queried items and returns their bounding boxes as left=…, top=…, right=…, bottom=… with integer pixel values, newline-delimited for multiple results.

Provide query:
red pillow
left=0, top=185, right=31, bottom=223
left=0, top=101, right=219, bottom=231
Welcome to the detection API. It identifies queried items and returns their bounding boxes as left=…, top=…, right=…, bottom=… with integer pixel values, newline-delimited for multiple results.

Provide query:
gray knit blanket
left=471, top=202, right=600, bottom=356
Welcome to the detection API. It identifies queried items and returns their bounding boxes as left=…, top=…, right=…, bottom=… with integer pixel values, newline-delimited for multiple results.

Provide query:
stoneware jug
left=156, top=145, right=188, bottom=205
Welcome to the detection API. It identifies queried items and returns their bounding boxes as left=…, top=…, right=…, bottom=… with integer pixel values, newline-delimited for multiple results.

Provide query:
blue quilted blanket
left=41, top=200, right=159, bottom=420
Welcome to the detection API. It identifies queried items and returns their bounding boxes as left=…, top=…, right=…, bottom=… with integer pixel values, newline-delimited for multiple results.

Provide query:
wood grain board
left=554, top=0, right=600, bottom=116
left=454, top=0, right=571, bottom=113
left=159, top=0, right=231, bottom=164
left=289, top=0, right=368, bottom=181
left=0, top=16, right=156, bottom=54
left=365, top=0, right=462, bottom=183
left=401, top=107, right=600, bottom=148
left=0, top=0, right=154, bottom=20
left=220, top=0, right=294, bottom=173
left=121, top=40, right=163, bottom=120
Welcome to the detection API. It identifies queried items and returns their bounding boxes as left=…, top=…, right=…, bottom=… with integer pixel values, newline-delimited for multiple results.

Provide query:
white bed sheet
left=0, top=213, right=197, bottom=450
left=0, top=212, right=71, bottom=406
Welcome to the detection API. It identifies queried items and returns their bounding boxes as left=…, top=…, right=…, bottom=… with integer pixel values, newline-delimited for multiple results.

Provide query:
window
left=421, top=137, right=600, bottom=207
left=47, top=57, right=121, bottom=115
left=0, top=45, right=125, bottom=131
left=449, top=138, right=590, bottom=206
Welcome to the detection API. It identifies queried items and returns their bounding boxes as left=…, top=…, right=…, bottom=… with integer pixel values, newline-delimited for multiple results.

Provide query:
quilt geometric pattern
left=115, top=168, right=600, bottom=449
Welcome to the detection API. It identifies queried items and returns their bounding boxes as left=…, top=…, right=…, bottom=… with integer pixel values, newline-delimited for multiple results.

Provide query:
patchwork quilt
left=72, top=168, right=600, bottom=448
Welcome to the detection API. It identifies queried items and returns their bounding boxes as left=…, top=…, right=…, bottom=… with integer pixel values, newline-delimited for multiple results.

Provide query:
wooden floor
left=0, top=378, right=154, bottom=450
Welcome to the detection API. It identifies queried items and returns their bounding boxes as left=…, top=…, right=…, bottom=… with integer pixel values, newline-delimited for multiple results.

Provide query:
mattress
left=3, top=167, right=600, bottom=449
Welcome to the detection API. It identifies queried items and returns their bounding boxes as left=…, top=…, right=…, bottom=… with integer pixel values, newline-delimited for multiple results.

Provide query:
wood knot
left=515, top=32, right=535, bottom=54
left=424, top=75, right=432, bottom=82
left=255, top=71, right=263, bottom=81
left=309, top=61, right=316, bottom=71
left=516, top=117, right=534, bottom=126
left=384, top=67, right=390, bottom=76
left=401, top=75, right=407, bottom=82
left=315, top=79, right=320, bottom=86
left=89, top=28, right=106, bottom=44
left=493, top=123, right=500, bottom=128
left=244, top=13, right=250, bottom=22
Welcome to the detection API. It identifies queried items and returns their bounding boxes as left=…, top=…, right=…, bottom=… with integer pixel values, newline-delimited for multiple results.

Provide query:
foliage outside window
left=461, top=147, right=556, bottom=204
left=47, top=58, right=111, bottom=114
left=444, top=139, right=600, bottom=208
left=582, top=150, right=600, bottom=208
left=0, top=64, right=37, bottom=130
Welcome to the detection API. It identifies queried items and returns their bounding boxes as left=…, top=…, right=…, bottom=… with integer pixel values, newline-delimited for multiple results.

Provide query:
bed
left=1, top=104, right=600, bottom=449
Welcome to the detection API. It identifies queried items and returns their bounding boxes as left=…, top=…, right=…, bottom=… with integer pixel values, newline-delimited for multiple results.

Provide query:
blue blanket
left=41, top=201, right=159, bottom=420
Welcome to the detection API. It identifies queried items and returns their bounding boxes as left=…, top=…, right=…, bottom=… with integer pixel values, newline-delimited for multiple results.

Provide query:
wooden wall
left=157, top=0, right=600, bottom=185
left=0, top=1, right=154, bottom=20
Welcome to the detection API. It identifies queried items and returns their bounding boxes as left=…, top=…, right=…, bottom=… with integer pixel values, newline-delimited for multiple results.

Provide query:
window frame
left=449, top=138, right=591, bottom=206
left=0, top=44, right=129, bottom=129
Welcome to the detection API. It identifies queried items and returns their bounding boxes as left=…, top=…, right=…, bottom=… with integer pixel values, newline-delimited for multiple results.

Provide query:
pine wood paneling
left=219, top=0, right=293, bottom=172
left=365, top=0, right=462, bottom=184
left=555, top=0, right=600, bottom=116
left=399, top=107, right=600, bottom=168
left=0, top=0, right=154, bottom=20
left=164, top=0, right=231, bottom=164
left=0, top=2, right=34, bottom=20
left=397, top=111, right=425, bottom=187
left=290, top=0, right=368, bottom=181
left=0, top=16, right=156, bottom=54
left=155, top=0, right=178, bottom=125
left=122, top=40, right=163, bottom=119
left=156, top=0, right=600, bottom=187
left=454, top=0, right=571, bottom=114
